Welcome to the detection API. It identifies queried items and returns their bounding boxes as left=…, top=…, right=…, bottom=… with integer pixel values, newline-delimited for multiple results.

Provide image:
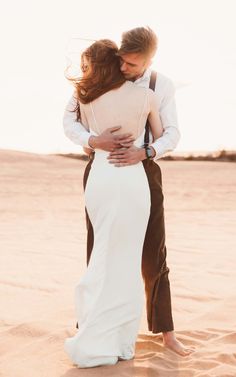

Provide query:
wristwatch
left=145, top=146, right=153, bottom=160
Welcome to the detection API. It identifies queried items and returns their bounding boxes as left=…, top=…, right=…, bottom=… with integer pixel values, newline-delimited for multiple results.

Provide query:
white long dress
left=64, top=81, right=160, bottom=368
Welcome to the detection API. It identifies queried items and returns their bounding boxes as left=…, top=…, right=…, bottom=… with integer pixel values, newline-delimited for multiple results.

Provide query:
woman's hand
left=83, top=147, right=94, bottom=155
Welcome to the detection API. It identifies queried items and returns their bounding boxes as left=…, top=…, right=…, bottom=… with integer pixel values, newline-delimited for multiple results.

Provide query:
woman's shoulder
left=118, top=82, right=158, bottom=107
left=122, top=80, right=149, bottom=94
left=125, top=81, right=156, bottom=99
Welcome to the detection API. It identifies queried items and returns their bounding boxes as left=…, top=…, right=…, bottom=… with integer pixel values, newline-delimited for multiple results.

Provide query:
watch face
left=146, top=147, right=152, bottom=159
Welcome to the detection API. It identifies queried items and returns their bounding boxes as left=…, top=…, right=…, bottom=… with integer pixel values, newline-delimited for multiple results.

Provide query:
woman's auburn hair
left=68, top=39, right=126, bottom=120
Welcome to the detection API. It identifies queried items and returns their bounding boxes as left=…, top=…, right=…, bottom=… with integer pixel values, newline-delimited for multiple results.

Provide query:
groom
left=63, top=26, right=194, bottom=356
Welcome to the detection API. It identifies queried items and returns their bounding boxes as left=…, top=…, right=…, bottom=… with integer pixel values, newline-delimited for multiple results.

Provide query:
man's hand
left=108, top=145, right=156, bottom=167
left=88, top=126, right=135, bottom=152
left=107, top=145, right=147, bottom=167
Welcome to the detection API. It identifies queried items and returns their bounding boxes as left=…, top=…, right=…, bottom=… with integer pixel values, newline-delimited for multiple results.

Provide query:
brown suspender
left=143, top=70, right=157, bottom=147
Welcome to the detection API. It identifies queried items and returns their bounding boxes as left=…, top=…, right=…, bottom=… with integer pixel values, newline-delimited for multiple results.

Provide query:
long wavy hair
left=66, top=39, right=126, bottom=121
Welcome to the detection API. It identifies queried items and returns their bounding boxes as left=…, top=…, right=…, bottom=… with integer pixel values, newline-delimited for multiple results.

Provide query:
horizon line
left=0, top=147, right=235, bottom=157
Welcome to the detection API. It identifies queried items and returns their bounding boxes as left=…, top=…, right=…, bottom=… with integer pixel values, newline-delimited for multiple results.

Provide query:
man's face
left=81, top=55, right=91, bottom=77
left=119, top=53, right=151, bottom=81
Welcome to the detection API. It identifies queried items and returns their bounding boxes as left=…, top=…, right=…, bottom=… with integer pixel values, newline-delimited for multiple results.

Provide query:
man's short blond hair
left=118, top=26, right=158, bottom=58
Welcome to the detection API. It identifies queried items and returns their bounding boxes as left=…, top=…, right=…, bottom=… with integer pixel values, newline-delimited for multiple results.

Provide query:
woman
left=64, top=39, right=163, bottom=368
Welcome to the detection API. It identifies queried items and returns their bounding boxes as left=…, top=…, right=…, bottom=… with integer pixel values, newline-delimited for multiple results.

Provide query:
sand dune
left=0, top=149, right=235, bottom=376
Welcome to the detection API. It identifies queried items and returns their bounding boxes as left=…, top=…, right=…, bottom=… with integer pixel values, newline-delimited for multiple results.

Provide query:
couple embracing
left=63, top=26, right=194, bottom=368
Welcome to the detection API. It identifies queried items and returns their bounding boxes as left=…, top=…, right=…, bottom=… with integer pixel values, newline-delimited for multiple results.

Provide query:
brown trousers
left=76, top=154, right=174, bottom=334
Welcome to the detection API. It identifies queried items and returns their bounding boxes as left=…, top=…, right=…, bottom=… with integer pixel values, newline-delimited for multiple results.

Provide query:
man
left=63, top=26, right=194, bottom=356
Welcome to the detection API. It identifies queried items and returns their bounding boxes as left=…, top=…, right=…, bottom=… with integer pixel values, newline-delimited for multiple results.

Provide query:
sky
left=0, top=0, right=235, bottom=154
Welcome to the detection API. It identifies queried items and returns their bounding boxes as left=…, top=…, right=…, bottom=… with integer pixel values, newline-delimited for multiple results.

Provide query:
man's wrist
left=142, top=146, right=156, bottom=160
left=140, top=148, right=147, bottom=161
left=149, top=146, right=156, bottom=158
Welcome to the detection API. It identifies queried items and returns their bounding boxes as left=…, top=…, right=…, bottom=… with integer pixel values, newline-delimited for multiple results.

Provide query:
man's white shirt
left=63, top=68, right=180, bottom=161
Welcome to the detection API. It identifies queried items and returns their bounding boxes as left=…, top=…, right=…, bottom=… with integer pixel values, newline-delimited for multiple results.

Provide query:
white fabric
left=63, top=70, right=180, bottom=160
left=64, top=78, right=163, bottom=368
left=64, top=131, right=150, bottom=368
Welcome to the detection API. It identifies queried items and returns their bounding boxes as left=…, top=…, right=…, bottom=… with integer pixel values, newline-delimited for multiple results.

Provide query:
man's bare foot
left=163, top=331, right=196, bottom=356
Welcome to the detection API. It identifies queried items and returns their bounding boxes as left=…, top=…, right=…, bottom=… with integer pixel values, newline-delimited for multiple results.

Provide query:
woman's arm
left=79, top=104, right=95, bottom=155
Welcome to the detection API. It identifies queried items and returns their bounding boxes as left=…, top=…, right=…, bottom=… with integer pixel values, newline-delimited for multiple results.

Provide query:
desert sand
left=0, top=149, right=236, bottom=377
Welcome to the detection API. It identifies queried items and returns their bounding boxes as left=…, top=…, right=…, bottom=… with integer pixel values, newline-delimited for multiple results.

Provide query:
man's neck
left=131, top=70, right=146, bottom=82
left=127, top=67, right=154, bottom=83
left=132, top=71, right=146, bottom=81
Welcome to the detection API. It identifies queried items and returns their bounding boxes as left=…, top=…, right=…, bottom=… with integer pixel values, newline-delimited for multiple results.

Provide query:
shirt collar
left=134, top=67, right=152, bottom=85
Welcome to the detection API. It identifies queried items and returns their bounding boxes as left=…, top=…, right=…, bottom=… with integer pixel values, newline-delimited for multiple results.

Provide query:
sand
left=0, top=149, right=235, bottom=377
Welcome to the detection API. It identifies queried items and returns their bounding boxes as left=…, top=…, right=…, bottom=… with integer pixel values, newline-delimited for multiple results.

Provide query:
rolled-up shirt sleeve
left=150, top=79, right=181, bottom=160
left=63, top=90, right=93, bottom=148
